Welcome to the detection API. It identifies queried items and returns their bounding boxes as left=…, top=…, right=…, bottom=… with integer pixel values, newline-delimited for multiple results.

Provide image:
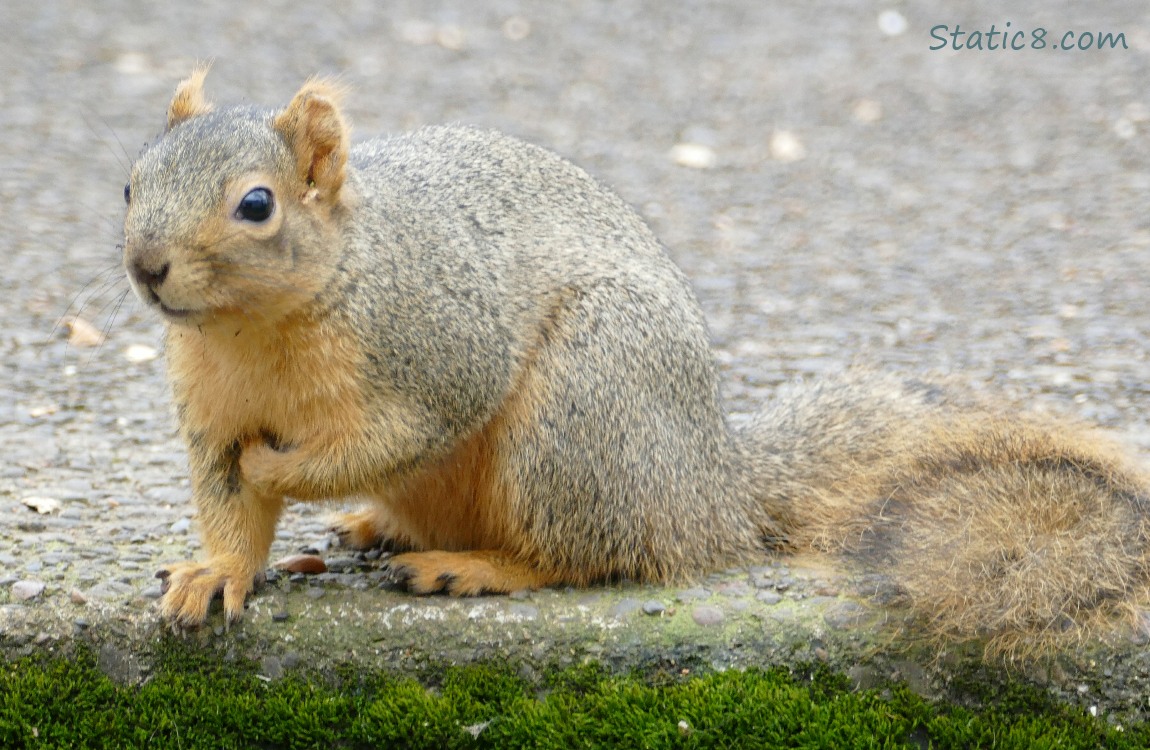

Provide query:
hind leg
left=387, top=550, right=561, bottom=595
left=329, top=503, right=416, bottom=552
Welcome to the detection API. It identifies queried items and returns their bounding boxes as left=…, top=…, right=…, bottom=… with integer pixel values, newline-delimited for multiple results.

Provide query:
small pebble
left=610, top=598, right=642, bottom=618
left=716, top=581, right=750, bottom=597
left=64, top=317, right=105, bottom=347
left=323, top=557, right=361, bottom=573
left=436, top=25, right=466, bottom=51
left=852, top=98, right=883, bottom=124
left=502, top=16, right=531, bottom=41
left=124, top=344, right=158, bottom=363
left=1114, top=118, right=1137, bottom=140
left=272, top=611, right=290, bottom=623
left=273, top=554, right=328, bottom=574
left=669, top=143, right=717, bottom=170
left=691, top=605, right=724, bottom=627
left=642, top=600, right=666, bottom=615
left=21, top=496, right=61, bottom=514
left=756, top=591, right=782, bottom=605
left=12, top=580, right=46, bottom=600
left=169, top=517, right=192, bottom=534
left=675, top=587, right=710, bottom=602
left=140, top=585, right=164, bottom=600
left=769, top=131, right=806, bottom=163
left=877, top=9, right=907, bottom=36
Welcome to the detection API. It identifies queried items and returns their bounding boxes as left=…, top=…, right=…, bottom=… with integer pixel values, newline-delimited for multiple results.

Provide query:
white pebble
left=114, top=52, right=151, bottom=75
left=669, top=143, right=717, bottom=169
left=878, top=10, right=908, bottom=36
left=436, top=25, right=466, bottom=51
left=12, top=580, right=46, bottom=601
left=502, top=16, right=531, bottom=41
left=769, top=131, right=806, bottom=163
left=852, top=98, right=883, bottom=124
left=64, top=316, right=105, bottom=348
left=21, top=496, right=61, bottom=515
left=124, top=344, right=158, bottom=363
left=1114, top=118, right=1136, bottom=140
left=1124, top=102, right=1150, bottom=122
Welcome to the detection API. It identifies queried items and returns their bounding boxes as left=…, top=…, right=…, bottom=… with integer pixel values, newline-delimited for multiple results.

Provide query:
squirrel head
left=122, top=67, right=351, bottom=328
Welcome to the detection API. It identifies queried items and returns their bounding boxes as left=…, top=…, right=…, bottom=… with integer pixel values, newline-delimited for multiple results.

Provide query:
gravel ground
left=2, top=0, right=1150, bottom=720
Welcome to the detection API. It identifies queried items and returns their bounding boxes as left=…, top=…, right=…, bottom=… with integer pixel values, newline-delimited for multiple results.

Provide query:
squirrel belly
left=123, top=69, right=1150, bottom=655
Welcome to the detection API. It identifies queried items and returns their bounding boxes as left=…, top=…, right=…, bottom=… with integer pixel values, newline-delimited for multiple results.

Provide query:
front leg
left=159, top=438, right=284, bottom=628
left=238, top=416, right=427, bottom=502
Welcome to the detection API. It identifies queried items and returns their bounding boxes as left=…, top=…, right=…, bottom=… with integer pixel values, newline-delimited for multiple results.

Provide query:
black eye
left=236, top=187, right=274, bottom=222
left=123, top=182, right=131, bottom=205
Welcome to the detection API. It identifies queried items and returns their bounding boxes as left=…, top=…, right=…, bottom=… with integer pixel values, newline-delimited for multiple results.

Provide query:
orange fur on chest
left=166, top=316, right=365, bottom=446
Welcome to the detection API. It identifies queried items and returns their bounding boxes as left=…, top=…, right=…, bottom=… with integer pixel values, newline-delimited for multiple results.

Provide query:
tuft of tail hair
left=739, top=371, right=1150, bottom=657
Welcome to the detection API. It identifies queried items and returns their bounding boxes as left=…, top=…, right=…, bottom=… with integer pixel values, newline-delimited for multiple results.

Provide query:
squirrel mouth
left=142, top=287, right=197, bottom=322
left=157, top=301, right=197, bottom=321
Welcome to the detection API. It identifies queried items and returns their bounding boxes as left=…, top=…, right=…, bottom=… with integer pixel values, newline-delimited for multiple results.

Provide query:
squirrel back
left=123, top=70, right=1150, bottom=655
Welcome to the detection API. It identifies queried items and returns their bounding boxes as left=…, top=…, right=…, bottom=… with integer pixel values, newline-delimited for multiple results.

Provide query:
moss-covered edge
left=0, top=639, right=1144, bottom=749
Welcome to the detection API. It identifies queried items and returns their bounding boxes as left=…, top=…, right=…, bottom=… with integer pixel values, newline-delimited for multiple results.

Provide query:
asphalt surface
left=2, top=0, right=1150, bottom=719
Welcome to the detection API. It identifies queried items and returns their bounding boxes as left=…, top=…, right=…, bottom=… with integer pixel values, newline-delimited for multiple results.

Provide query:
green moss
left=0, top=647, right=1145, bottom=749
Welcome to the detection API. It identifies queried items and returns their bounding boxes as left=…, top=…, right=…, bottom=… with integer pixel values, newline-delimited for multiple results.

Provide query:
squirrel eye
left=123, top=182, right=131, bottom=205
left=236, top=187, right=274, bottom=222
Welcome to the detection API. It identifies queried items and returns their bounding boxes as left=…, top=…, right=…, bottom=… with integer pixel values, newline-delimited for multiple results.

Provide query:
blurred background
left=1, top=1, right=1149, bottom=548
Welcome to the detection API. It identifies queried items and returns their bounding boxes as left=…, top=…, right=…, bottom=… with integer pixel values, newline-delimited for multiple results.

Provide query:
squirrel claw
left=157, top=558, right=259, bottom=629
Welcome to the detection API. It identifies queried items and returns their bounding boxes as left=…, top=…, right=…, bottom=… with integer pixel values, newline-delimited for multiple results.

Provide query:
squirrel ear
left=167, top=64, right=214, bottom=131
left=273, top=79, right=349, bottom=200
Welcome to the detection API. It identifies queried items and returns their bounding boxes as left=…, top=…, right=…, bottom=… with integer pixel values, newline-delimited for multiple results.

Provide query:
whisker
left=80, top=109, right=131, bottom=179
left=102, top=116, right=135, bottom=176
left=93, top=289, right=132, bottom=363
left=76, top=200, right=126, bottom=235
left=49, top=262, right=126, bottom=344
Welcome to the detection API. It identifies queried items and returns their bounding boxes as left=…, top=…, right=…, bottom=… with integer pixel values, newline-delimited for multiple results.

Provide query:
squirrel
left=122, top=68, right=1150, bottom=656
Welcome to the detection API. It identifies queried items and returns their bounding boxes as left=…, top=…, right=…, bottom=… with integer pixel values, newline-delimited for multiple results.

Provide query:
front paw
left=239, top=437, right=292, bottom=495
left=157, top=556, right=261, bottom=629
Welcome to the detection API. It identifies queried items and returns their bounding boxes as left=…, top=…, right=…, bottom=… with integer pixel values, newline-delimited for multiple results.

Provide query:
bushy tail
left=738, top=371, right=1150, bottom=656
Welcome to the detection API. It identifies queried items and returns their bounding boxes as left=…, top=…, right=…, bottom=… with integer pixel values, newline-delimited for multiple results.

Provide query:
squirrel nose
left=131, top=260, right=171, bottom=290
